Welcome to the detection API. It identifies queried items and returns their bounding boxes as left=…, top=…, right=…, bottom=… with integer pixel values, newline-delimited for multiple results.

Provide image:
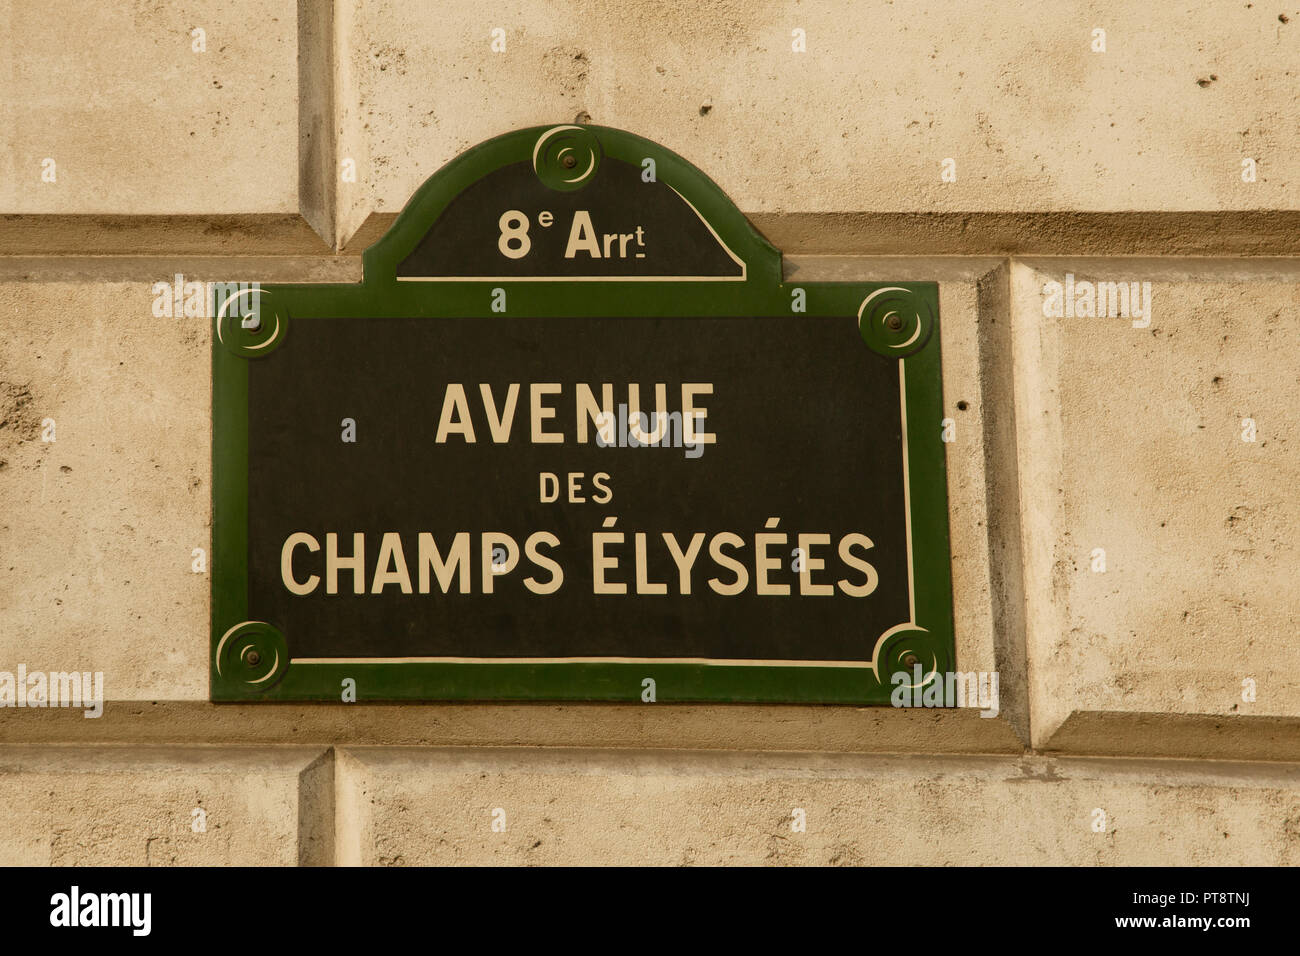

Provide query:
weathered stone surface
left=1010, top=262, right=1300, bottom=746
left=0, top=280, right=210, bottom=701
left=0, top=746, right=331, bottom=865
left=347, top=1, right=1299, bottom=216
left=0, top=0, right=298, bottom=214
left=337, top=748, right=1300, bottom=865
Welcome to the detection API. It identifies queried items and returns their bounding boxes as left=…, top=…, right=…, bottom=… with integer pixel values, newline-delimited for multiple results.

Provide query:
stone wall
left=1, top=0, right=1297, bottom=864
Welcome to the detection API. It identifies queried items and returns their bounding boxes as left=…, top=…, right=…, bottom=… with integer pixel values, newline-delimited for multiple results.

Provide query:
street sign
left=211, top=124, right=954, bottom=703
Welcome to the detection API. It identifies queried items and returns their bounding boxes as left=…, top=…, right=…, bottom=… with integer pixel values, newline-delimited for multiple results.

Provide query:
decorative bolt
left=902, top=653, right=919, bottom=668
left=562, top=154, right=577, bottom=169
left=246, top=650, right=261, bottom=667
left=886, top=314, right=904, bottom=331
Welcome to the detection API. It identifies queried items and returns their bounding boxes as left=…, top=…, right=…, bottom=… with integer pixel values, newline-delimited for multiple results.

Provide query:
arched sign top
left=362, top=124, right=783, bottom=287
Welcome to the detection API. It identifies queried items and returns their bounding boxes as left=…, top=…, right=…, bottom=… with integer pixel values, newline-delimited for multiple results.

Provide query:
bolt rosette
left=533, top=125, right=602, bottom=191
left=215, top=622, right=288, bottom=692
left=858, top=286, right=934, bottom=358
left=215, top=290, right=289, bottom=358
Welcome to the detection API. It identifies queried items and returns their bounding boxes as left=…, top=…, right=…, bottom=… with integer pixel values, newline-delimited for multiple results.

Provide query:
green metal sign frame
left=211, top=124, right=954, bottom=703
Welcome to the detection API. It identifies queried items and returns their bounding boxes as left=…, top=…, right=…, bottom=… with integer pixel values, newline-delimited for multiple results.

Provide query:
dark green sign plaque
left=211, top=125, right=954, bottom=703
